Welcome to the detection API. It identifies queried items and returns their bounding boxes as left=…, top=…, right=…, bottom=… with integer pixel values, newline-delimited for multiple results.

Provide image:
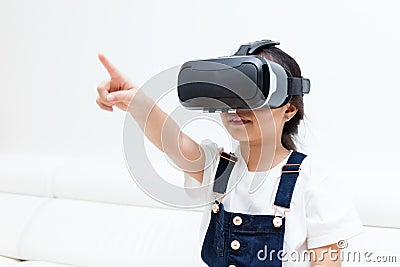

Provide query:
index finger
left=98, top=53, right=122, bottom=78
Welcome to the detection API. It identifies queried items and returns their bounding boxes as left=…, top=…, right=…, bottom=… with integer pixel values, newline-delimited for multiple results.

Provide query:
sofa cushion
left=0, top=192, right=204, bottom=267
left=0, top=193, right=48, bottom=257
left=0, top=153, right=203, bottom=212
left=0, top=255, right=21, bottom=265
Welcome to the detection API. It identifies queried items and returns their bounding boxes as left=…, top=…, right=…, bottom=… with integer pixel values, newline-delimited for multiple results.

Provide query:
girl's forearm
left=128, top=89, right=202, bottom=175
left=128, top=89, right=180, bottom=154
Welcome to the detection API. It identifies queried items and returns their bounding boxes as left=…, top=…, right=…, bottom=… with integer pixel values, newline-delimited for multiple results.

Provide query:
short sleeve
left=305, top=166, right=364, bottom=249
left=183, top=139, right=223, bottom=201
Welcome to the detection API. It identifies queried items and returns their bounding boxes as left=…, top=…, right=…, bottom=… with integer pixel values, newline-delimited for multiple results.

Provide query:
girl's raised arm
left=96, top=54, right=205, bottom=184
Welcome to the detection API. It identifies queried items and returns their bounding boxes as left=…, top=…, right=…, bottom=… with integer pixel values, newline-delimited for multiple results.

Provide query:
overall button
left=273, top=216, right=283, bottom=228
left=231, top=240, right=240, bottom=250
left=233, top=216, right=242, bottom=226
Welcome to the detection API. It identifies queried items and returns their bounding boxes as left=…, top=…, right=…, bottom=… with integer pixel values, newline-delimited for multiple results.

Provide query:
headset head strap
left=233, top=39, right=280, bottom=56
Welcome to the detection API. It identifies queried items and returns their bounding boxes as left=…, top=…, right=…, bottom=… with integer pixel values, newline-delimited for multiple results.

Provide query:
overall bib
left=201, top=150, right=307, bottom=267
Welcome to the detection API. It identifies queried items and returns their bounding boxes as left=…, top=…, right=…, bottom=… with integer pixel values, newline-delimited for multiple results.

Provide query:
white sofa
left=0, top=153, right=399, bottom=267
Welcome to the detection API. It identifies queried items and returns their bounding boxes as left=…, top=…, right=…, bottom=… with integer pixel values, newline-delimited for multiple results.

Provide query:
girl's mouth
left=229, top=114, right=251, bottom=125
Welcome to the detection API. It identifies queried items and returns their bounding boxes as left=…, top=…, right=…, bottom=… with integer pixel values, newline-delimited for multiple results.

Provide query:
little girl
left=96, top=41, right=363, bottom=267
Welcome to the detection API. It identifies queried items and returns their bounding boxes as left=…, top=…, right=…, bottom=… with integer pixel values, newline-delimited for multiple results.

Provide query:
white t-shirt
left=184, top=139, right=364, bottom=267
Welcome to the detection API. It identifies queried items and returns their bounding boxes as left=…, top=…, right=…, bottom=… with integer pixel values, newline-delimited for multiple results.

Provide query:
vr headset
left=177, top=39, right=310, bottom=112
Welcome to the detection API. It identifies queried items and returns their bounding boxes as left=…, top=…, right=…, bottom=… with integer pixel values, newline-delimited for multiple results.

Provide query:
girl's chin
left=226, top=125, right=253, bottom=140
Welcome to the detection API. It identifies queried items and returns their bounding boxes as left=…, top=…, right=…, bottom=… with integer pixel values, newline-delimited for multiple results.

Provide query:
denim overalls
left=201, top=150, right=307, bottom=267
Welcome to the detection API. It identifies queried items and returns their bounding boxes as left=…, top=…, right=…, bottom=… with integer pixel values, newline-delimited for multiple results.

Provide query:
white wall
left=0, top=0, right=399, bottom=183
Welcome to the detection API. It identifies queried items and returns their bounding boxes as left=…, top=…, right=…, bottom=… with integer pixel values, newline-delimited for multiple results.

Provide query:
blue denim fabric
left=201, top=151, right=307, bottom=267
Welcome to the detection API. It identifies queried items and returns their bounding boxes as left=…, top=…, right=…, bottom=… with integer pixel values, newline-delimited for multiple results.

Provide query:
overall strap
left=273, top=151, right=307, bottom=209
left=213, top=151, right=238, bottom=194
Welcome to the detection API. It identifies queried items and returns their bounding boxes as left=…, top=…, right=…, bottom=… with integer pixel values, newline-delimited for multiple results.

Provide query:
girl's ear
left=284, top=103, right=298, bottom=119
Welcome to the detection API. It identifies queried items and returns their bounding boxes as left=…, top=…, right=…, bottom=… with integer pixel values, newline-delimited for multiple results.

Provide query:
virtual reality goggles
left=177, top=39, right=310, bottom=112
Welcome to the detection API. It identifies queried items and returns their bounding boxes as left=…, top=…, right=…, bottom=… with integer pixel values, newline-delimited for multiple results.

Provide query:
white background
left=0, top=0, right=399, bottom=185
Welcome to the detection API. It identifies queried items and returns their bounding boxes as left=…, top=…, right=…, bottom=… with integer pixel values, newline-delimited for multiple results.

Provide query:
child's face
left=220, top=106, right=287, bottom=143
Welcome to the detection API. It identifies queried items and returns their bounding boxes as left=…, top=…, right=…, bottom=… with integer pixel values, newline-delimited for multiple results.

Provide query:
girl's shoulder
left=199, top=139, right=224, bottom=164
left=296, top=152, right=336, bottom=188
left=199, top=138, right=224, bottom=153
